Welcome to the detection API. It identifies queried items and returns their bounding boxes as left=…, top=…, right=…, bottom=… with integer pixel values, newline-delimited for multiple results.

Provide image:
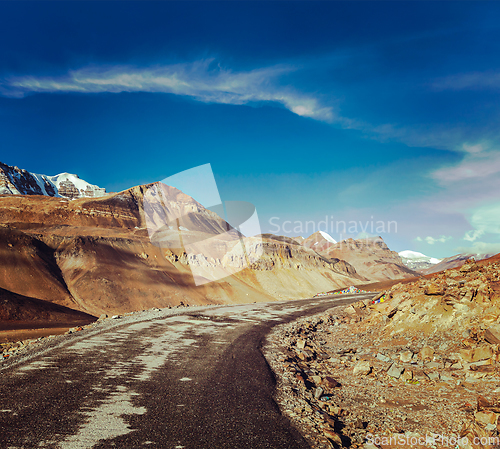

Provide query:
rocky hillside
left=0, top=182, right=364, bottom=320
left=0, top=161, right=106, bottom=199
left=305, top=234, right=417, bottom=281
left=264, top=256, right=500, bottom=449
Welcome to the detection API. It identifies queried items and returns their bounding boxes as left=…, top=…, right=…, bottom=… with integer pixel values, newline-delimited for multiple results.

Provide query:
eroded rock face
left=57, top=180, right=80, bottom=199
left=0, top=162, right=57, bottom=196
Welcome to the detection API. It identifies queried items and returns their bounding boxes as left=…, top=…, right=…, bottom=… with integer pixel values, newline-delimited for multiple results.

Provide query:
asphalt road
left=0, top=293, right=375, bottom=449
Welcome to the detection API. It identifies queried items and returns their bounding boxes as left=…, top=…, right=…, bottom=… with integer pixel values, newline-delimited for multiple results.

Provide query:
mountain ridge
left=0, top=161, right=106, bottom=199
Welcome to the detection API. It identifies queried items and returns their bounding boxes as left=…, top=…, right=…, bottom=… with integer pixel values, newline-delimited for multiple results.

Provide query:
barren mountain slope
left=0, top=184, right=364, bottom=318
left=305, top=234, right=418, bottom=281
left=421, top=253, right=494, bottom=275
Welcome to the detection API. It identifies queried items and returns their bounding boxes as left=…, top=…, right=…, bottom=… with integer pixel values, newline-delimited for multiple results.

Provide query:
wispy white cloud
left=432, top=70, right=500, bottom=91
left=1, top=60, right=334, bottom=122
left=463, top=229, right=484, bottom=242
left=430, top=144, right=500, bottom=184
left=415, top=235, right=452, bottom=245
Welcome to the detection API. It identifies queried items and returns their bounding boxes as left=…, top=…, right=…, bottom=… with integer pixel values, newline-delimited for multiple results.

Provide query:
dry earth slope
left=0, top=183, right=364, bottom=321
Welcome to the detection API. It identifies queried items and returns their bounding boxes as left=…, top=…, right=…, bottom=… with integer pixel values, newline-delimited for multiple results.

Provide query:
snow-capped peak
left=0, top=161, right=106, bottom=199
left=399, top=250, right=441, bottom=264
left=319, top=230, right=337, bottom=244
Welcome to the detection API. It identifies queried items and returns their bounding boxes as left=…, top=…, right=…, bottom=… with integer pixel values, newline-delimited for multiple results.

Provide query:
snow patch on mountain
left=46, top=173, right=106, bottom=198
left=399, top=250, right=441, bottom=264
left=0, top=161, right=106, bottom=199
left=399, top=250, right=441, bottom=271
left=319, top=230, right=337, bottom=244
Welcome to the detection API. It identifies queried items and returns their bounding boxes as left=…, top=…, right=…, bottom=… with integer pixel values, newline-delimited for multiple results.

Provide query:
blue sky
left=1, top=1, right=500, bottom=258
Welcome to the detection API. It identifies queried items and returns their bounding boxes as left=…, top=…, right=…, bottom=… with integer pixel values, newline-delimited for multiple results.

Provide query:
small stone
left=314, top=387, right=324, bottom=399
left=475, top=411, right=498, bottom=426
left=425, top=283, right=444, bottom=295
left=353, top=360, right=372, bottom=376
left=426, top=371, right=440, bottom=381
left=311, top=375, right=322, bottom=385
left=344, top=305, right=356, bottom=314
left=376, top=353, right=392, bottom=363
left=323, top=376, right=341, bottom=389
left=387, top=364, right=404, bottom=379
left=400, top=350, right=413, bottom=363
left=296, top=339, right=306, bottom=349
left=419, top=346, right=434, bottom=361
left=401, top=370, right=413, bottom=382
left=323, top=429, right=343, bottom=446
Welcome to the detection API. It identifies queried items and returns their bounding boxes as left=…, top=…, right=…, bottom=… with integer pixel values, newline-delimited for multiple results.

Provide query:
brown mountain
left=0, top=183, right=364, bottom=321
left=304, top=233, right=418, bottom=281
left=420, top=252, right=494, bottom=275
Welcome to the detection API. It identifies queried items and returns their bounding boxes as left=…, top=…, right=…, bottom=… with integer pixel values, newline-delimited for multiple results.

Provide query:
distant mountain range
left=0, top=164, right=364, bottom=321
left=0, top=161, right=106, bottom=199
left=398, top=250, right=441, bottom=271
left=302, top=231, right=417, bottom=281
left=0, top=161, right=497, bottom=325
left=419, top=252, right=494, bottom=274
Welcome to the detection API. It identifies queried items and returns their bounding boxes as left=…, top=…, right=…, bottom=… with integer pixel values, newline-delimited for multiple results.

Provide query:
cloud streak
left=1, top=60, right=334, bottom=122
left=430, top=145, right=500, bottom=184
left=432, top=70, right=500, bottom=91
left=415, top=235, right=452, bottom=245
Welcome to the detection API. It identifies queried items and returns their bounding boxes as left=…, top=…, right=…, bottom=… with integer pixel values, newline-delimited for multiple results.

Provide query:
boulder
left=376, top=353, right=392, bottom=363
left=314, top=387, right=324, bottom=399
left=353, top=360, right=372, bottom=376
left=387, top=364, right=404, bottom=378
left=484, top=324, right=500, bottom=345
left=344, top=305, right=356, bottom=314
left=400, top=350, right=413, bottom=363
left=323, top=376, right=342, bottom=389
left=401, top=370, right=413, bottom=382
left=311, top=375, right=322, bottom=385
left=474, top=411, right=498, bottom=426
left=426, top=371, right=440, bottom=381
left=324, top=429, right=343, bottom=446
left=460, top=345, right=493, bottom=363
left=419, top=346, right=434, bottom=361
left=425, top=283, right=444, bottom=295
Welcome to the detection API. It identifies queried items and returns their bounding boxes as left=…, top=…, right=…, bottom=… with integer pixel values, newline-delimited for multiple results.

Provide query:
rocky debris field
left=264, top=259, right=500, bottom=449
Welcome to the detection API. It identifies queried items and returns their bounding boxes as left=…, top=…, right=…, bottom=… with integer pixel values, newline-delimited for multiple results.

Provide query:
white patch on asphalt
left=58, top=387, right=146, bottom=448
left=179, top=377, right=192, bottom=382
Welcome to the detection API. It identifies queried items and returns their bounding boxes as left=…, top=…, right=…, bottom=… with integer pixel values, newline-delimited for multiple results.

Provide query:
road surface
left=0, top=293, right=375, bottom=449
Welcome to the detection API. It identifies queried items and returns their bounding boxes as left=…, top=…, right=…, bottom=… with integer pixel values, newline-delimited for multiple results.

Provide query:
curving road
left=0, top=293, right=374, bottom=449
